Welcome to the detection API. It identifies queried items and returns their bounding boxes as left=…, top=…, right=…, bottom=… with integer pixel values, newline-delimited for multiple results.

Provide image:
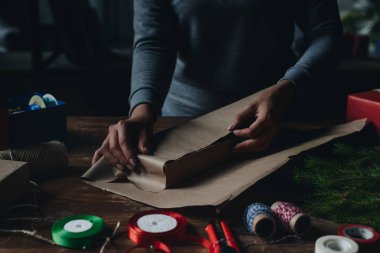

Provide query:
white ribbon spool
left=136, top=214, right=178, bottom=233
left=315, top=235, right=358, bottom=253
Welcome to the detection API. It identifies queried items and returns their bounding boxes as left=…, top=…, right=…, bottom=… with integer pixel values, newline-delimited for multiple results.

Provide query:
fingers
left=103, top=148, right=124, bottom=170
left=109, top=125, right=129, bottom=166
left=138, top=126, right=152, bottom=155
left=91, top=122, right=135, bottom=171
left=117, top=122, right=138, bottom=169
left=110, top=122, right=138, bottom=171
left=228, top=94, right=280, bottom=154
left=92, top=145, right=124, bottom=171
left=233, top=115, right=267, bottom=139
left=230, top=104, right=278, bottom=153
left=231, top=100, right=275, bottom=139
left=233, top=126, right=279, bottom=153
left=92, top=136, right=112, bottom=165
left=92, top=147, right=103, bottom=165
left=92, top=119, right=153, bottom=172
left=228, top=104, right=257, bottom=131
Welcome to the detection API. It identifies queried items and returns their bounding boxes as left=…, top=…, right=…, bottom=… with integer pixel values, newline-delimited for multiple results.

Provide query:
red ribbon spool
left=338, top=224, right=379, bottom=245
left=127, top=210, right=212, bottom=253
left=338, top=224, right=379, bottom=244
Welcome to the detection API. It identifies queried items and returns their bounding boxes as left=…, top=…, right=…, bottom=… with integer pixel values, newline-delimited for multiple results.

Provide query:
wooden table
left=0, top=116, right=342, bottom=253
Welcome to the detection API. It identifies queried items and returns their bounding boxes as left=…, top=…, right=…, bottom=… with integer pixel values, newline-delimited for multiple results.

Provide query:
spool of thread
left=271, top=201, right=310, bottom=235
left=0, top=141, right=68, bottom=176
left=315, top=235, right=358, bottom=253
left=243, top=203, right=276, bottom=238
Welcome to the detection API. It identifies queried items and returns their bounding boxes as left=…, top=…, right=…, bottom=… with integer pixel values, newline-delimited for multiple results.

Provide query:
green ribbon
left=52, top=215, right=105, bottom=250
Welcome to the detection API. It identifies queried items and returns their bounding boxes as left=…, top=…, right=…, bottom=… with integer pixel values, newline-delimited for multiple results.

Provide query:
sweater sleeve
left=128, top=0, right=177, bottom=114
left=281, top=0, right=342, bottom=86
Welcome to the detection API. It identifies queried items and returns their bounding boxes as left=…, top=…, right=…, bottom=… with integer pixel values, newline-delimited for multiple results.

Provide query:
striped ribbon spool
left=271, top=201, right=310, bottom=235
left=243, top=203, right=276, bottom=238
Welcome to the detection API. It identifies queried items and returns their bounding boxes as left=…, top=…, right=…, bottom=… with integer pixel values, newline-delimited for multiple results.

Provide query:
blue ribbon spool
left=244, top=203, right=276, bottom=238
left=27, top=104, right=41, bottom=111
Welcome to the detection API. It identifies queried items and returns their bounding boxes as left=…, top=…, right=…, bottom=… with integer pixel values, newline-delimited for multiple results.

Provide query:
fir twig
left=292, top=142, right=380, bottom=231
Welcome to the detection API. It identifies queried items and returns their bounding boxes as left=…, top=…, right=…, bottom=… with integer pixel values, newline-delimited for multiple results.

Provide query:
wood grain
left=0, top=116, right=341, bottom=253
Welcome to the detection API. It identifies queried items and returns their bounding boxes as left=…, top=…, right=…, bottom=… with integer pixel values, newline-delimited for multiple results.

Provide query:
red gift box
left=346, top=90, right=380, bottom=134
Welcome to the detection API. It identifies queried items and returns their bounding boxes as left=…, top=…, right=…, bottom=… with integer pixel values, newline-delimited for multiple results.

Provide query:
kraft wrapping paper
left=82, top=89, right=367, bottom=208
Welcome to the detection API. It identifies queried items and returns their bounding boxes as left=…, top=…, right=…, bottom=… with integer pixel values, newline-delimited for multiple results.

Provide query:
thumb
left=138, top=126, right=152, bottom=154
left=228, top=103, right=257, bottom=131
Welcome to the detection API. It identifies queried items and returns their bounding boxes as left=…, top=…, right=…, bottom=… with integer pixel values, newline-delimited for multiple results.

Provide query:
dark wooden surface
left=0, top=116, right=342, bottom=253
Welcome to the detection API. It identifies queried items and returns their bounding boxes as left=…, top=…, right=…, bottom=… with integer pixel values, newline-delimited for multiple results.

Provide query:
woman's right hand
left=91, top=104, right=155, bottom=171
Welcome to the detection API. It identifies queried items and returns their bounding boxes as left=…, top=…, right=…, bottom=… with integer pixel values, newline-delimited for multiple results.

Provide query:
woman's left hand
left=228, top=80, right=295, bottom=153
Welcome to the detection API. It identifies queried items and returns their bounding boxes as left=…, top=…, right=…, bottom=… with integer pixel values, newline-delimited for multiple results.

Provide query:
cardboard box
left=8, top=93, right=67, bottom=148
left=0, top=160, right=29, bottom=215
left=347, top=90, right=380, bottom=135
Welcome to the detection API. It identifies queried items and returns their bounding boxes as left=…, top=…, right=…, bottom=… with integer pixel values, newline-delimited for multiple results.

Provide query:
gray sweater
left=129, top=0, right=342, bottom=116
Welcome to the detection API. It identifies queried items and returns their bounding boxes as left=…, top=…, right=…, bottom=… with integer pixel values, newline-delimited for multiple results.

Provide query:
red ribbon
left=338, top=224, right=379, bottom=245
left=127, top=210, right=213, bottom=253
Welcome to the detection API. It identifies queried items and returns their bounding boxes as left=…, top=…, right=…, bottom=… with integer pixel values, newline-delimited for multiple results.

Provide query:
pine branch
left=292, top=142, right=380, bottom=231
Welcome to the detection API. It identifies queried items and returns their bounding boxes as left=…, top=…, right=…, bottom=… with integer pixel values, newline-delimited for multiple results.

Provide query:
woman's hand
left=92, top=104, right=155, bottom=171
left=228, top=80, right=295, bottom=153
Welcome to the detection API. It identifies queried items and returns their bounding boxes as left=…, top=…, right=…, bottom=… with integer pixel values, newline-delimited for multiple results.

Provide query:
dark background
left=0, top=0, right=379, bottom=117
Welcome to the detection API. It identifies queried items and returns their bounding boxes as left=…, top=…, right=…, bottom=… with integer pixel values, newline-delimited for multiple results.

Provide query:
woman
left=92, top=0, right=342, bottom=171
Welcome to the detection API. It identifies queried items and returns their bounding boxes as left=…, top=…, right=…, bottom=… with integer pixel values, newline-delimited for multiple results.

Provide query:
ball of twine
left=0, top=141, right=68, bottom=176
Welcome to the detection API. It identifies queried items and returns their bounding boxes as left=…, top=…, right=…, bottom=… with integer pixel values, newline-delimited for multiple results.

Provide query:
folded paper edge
left=81, top=119, right=367, bottom=208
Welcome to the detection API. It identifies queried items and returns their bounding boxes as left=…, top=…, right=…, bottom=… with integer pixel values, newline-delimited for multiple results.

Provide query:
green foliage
left=293, top=142, right=380, bottom=230
left=341, top=0, right=380, bottom=42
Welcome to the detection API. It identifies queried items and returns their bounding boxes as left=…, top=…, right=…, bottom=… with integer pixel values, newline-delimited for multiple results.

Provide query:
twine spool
left=0, top=141, right=68, bottom=176
left=243, top=203, right=276, bottom=238
left=271, top=201, right=310, bottom=235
